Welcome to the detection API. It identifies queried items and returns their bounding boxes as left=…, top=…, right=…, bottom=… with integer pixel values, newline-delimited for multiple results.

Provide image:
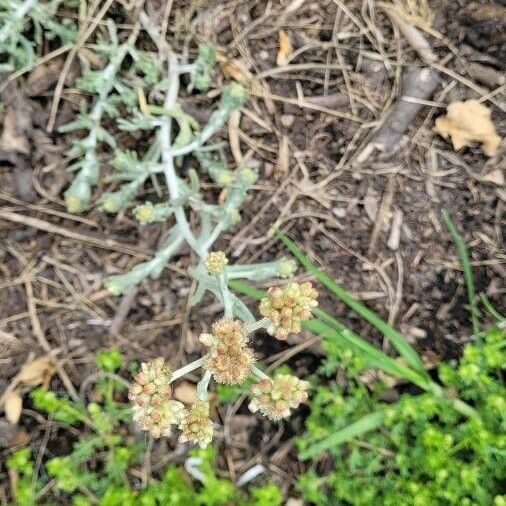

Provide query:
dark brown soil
left=1, top=0, right=505, bottom=502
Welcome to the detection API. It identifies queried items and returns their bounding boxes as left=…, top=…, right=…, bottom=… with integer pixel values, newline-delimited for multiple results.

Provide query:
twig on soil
left=368, top=174, right=396, bottom=254
left=0, top=192, right=99, bottom=228
left=253, top=89, right=363, bottom=122
left=108, top=287, right=138, bottom=337
left=25, top=280, right=80, bottom=401
left=0, top=210, right=151, bottom=258
left=387, top=209, right=403, bottom=251
left=358, top=67, right=439, bottom=161
left=382, top=5, right=437, bottom=64
left=355, top=5, right=440, bottom=161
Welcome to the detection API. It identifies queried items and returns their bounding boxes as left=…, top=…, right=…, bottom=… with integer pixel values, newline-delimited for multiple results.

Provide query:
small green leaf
left=96, top=348, right=122, bottom=372
left=300, top=410, right=385, bottom=459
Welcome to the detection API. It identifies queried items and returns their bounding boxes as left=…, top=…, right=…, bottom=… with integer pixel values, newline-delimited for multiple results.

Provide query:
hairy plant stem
left=170, top=357, right=205, bottom=384
left=245, top=318, right=270, bottom=334
left=250, top=365, right=269, bottom=380
left=159, top=50, right=202, bottom=254
left=219, top=273, right=233, bottom=318
left=196, top=371, right=212, bottom=401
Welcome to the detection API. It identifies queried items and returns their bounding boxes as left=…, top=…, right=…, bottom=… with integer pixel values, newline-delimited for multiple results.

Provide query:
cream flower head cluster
left=201, top=319, right=255, bottom=385
left=129, top=358, right=215, bottom=447
left=259, top=282, right=318, bottom=340
left=129, top=280, right=318, bottom=444
left=128, top=358, right=186, bottom=438
left=249, top=373, right=309, bottom=421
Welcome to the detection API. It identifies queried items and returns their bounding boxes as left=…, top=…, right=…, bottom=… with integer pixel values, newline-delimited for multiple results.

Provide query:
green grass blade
left=300, top=410, right=385, bottom=460
left=479, top=293, right=505, bottom=322
left=229, top=279, right=265, bottom=299
left=276, top=232, right=427, bottom=374
left=229, top=279, right=429, bottom=387
left=441, top=211, right=481, bottom=337
left=304, top=316, right=428, bottom=388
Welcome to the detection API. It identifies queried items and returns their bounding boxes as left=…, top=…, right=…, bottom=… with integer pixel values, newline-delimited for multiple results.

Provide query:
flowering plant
left=60, top=11, right=318, bottom=448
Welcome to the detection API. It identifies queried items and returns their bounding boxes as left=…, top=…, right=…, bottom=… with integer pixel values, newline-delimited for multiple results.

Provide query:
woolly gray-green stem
left=170, top=357, right=205, bottom=384
left=158, top=49, right=201, bottom=254
left=250, top=365, right=269, bottom=380
left=245, top=318, right=270, bottom=334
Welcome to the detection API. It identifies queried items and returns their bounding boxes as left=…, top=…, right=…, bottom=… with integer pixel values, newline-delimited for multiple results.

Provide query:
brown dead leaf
left=216, top=53, right=252, bottom=83
left=276, top=29, right=293, bottom=66
left=17, top=355, right=55, bottom=387
left=434, top=100, right=501, bottom=156
left=4, top=391, right=22, bottom=424
left=0, top=106, right=29, bottom=154
left=26, top=59, right=64, bottom=96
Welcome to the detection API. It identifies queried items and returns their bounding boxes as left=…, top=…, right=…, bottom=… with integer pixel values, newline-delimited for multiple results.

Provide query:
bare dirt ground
left=1, top=0, right=505, bottom=500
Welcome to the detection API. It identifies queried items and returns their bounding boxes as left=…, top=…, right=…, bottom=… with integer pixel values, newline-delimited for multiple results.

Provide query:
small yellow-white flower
left=204, top=251, right=229, bottom=276
left=135, top=202, right=155, bottom=224
left=249, top=373, right=309, bottom=421
left=259, top=282, right=318, bottom=340
left=65, top=196, right=82, bottom=213
left=179, top=400, right=214, bottom=448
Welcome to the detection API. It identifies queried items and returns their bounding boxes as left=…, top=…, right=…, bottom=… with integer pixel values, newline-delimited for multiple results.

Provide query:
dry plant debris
left=0, top=355, right=56, bottom=424
left=0, top=0, right=505, bottom=502
left=434, top=100, right=502, bottom=156
left=276, top=29, right=293, bottom=66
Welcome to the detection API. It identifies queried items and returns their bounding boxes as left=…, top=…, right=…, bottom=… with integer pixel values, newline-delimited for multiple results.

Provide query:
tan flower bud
left=128, top=357, right=172, bottom=407
left=259, top=282, right=318, bottom=339
left=278, top=258, right=297, bottom=279
left=179, top=400, right=214, bottom=448
left=248, top=373, right=309, bottom=421
left=204, top=251, right=228, bottom=275
left=210, top=318, right=247, bottom=346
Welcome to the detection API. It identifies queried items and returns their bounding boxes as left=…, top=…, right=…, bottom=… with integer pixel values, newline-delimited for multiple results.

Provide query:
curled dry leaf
left=1, top=356, right=56, bottom=424
left=4, top=391, right=23, bottom=424
left=276, top=29, right=293, bottom=66
left=434, top=100, right=501, bottom=156
left=17, top=355, right=56, bottom=387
